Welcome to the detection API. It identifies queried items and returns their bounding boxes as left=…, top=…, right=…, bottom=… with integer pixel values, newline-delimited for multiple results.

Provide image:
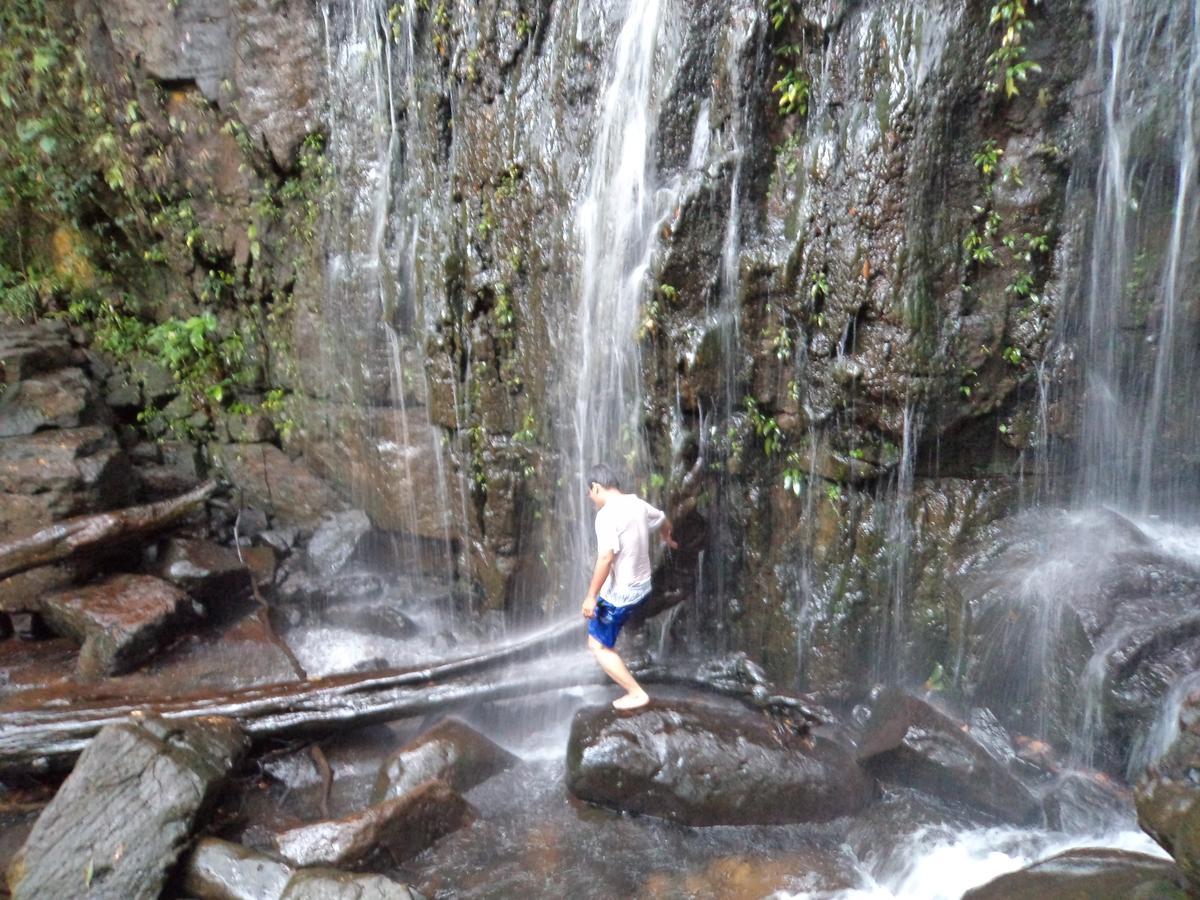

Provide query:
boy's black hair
left=586, top=463, right=621, bottom=491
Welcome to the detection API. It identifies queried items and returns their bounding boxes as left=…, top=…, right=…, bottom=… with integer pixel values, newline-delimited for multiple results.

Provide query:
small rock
left=307, top=510, right=373, bottom=577
left=373, top=718, right=519, bottom=803
left=273, top=780, right=474, bottom=868
left=7, top=714, right=246, bottom=900
left=182, top=838, right=293, bottom=900
left=280, top=869, right=424, bottom=900
left=156, top=538, right=253, bottom=621
left=39, top=574, right=198, bottom=678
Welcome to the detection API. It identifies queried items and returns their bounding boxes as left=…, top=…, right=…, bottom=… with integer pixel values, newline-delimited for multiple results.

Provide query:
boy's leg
left=588, top=636, right=649, bottom=708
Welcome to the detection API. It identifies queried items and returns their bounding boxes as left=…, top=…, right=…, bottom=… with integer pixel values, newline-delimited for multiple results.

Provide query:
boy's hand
left=582, top=596, right=597, bottom=618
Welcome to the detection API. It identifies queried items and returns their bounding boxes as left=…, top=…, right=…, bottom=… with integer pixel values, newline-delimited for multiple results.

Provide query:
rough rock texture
left=183, top=837, right=293, bottom=900
left=962, top=848, right=1187, bottom=900
left=38, top=573, right=197, bottom=678
left=567, top=701, right=872, bottom=825
left=273, top=779, right=474, bottom=868
left=306, top=509, right=373, bottom=577
left=6, top=714, right=246, bottom=900
left=373, top=718, right=519, bottom=803
left=211, top=443, right=343, bottom=529
left=155, top=537, right=253, bottom=620
left=281, top=869, right=424, bottom=900
left=1136, top=689, right=1200, bottom=892
left=856, top=689, right=1040, bottom=825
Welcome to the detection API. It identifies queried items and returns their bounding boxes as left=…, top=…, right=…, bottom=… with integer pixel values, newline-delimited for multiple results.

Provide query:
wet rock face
left=962, top=848, right=1188, bottom=900
left=373, top=718, right=519, bottom=803
left=211, top=443, right=343, bottom=528
left=183, top=837, right=294, bottom=900
left=38, top=574, right=198, bottom=678
left=306, top=509, right=373, bottom=577
left=566, top=701, right=872, bottom=826
left=1136, top=690, right=1200, bottom=892
left=280, top=869, right=424, bottom=900
left=7, top=714, right=246, bottom=900
left=856, top=689, right=1040, bottom=825
left=273, top=780, right=474, bottom=869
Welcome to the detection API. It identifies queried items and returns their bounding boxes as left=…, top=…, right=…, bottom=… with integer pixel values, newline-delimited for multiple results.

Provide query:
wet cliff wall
left=0, top=0, right=1122, bottom=697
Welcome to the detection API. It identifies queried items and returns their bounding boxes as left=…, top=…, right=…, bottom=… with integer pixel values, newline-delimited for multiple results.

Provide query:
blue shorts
left=587, top=596, right=646, bottom=649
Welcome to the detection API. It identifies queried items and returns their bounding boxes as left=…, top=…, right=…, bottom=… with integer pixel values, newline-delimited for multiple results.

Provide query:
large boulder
left=0, top=322, right=74, bottom=386
left=962, top=848, right=1187, bottom=900
left=7, top=714, right=246, bottom=900
left=38, top=574, right=198, bottom=678
left=856, top=689, right=1041, bottom=825
left=566, top=701, right=873, bottom=825
left=373, top=718, right=519, bottom=803
left=0, top=426, right=132, bottom=517
left=273, top=780, right=474, bottom=868
left=306, top=510, right=373, bottom=577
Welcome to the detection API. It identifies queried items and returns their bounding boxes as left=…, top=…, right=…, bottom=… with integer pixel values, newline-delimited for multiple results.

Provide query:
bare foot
left=613, top=691, right=649, bottom=710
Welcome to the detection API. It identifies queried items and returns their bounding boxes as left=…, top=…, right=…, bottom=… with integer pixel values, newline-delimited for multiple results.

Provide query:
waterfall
left=1072, top=0, right=1200, bottom=517
left=555, top=0, right=684, bottom=595
left=316, top=1, right=464, bottom=587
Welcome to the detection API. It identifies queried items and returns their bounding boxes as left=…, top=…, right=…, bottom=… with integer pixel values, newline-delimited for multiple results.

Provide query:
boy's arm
left=581, top=549, right=615, bottom=618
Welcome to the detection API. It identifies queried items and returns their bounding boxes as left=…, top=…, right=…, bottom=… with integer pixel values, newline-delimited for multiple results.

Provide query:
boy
left=581, top=463, right=677, bottom=709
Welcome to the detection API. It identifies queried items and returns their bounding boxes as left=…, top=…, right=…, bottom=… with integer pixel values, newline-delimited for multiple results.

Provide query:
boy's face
left=587, top=482, right=603, bottom=508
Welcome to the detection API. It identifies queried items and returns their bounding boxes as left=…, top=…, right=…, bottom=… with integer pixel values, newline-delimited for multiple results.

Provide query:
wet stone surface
left=566, top=700, right=872, bottom=826
left=38, top=573, right=198, bottom=678
left=7, top=714, right=246, bottom=900
left=856, top=688, right=1042, bottom=825
left=962, top=847, right=1188, bottom=900
left=374, top=718, right=519, bottom=803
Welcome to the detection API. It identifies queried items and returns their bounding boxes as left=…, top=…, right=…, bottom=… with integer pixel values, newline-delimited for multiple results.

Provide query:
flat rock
left=7, top=714, right=246, bottom=900
left=567, top=701, right=873, bottom=826
left=281, top=869, right=424, bottom=900
left=182, top=837, right=294, bottom=900
left=0, top=426, right=132, bottom=515
left=373, top=718, right=519, bottom=803
left=0, top=323, right=73, bottom=386
left=38, top=574, right=198, bottom=678
left=962, top=847, right=1187, bottom=899
left=856, top=689, right=1041, bottom=825
left=211, top=443, right=342, bottom=528
left=273, top=780, right=474, bottom=868
left=155, top=537, right=253, bottom=621
left=0, top=367, right=105, bottom=437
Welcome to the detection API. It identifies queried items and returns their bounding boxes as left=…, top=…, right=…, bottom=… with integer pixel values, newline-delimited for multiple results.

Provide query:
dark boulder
left=273, top=780, right=474, bottom=868
left=962, top=848, right=1187, bottom=900
left=0, top=426, right=132, bottom=517
left=38, top=574, right=198, bottom=678
left=566, top=701, right=872, bottom=826
left=373, top=718, right=518, bottom=803
left=7, top=714, right=246, bottom=900
left=856, top=689, right=1041, bottom=824
left=1042, top=771, right=1134, bottom=833
left=211, top=443, right=342, bottom=528
left=155, top=537, right=254, bottom=621
left=0, top=323, right=74, bottom=386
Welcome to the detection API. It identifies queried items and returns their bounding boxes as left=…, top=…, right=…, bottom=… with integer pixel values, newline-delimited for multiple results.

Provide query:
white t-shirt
left=594, top=492, right=666, bottom=605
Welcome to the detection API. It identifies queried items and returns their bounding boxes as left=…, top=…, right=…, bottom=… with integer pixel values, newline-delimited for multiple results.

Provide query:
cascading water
left=554, top=0, right=684, bottom=596
left=1070, top=0, right=1200, bottom=518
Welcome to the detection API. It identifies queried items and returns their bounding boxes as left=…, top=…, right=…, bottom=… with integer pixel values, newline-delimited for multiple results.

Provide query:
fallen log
left=0, top=616, right=826, bottom=774
left=0, top=481, right=217, bottom=581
